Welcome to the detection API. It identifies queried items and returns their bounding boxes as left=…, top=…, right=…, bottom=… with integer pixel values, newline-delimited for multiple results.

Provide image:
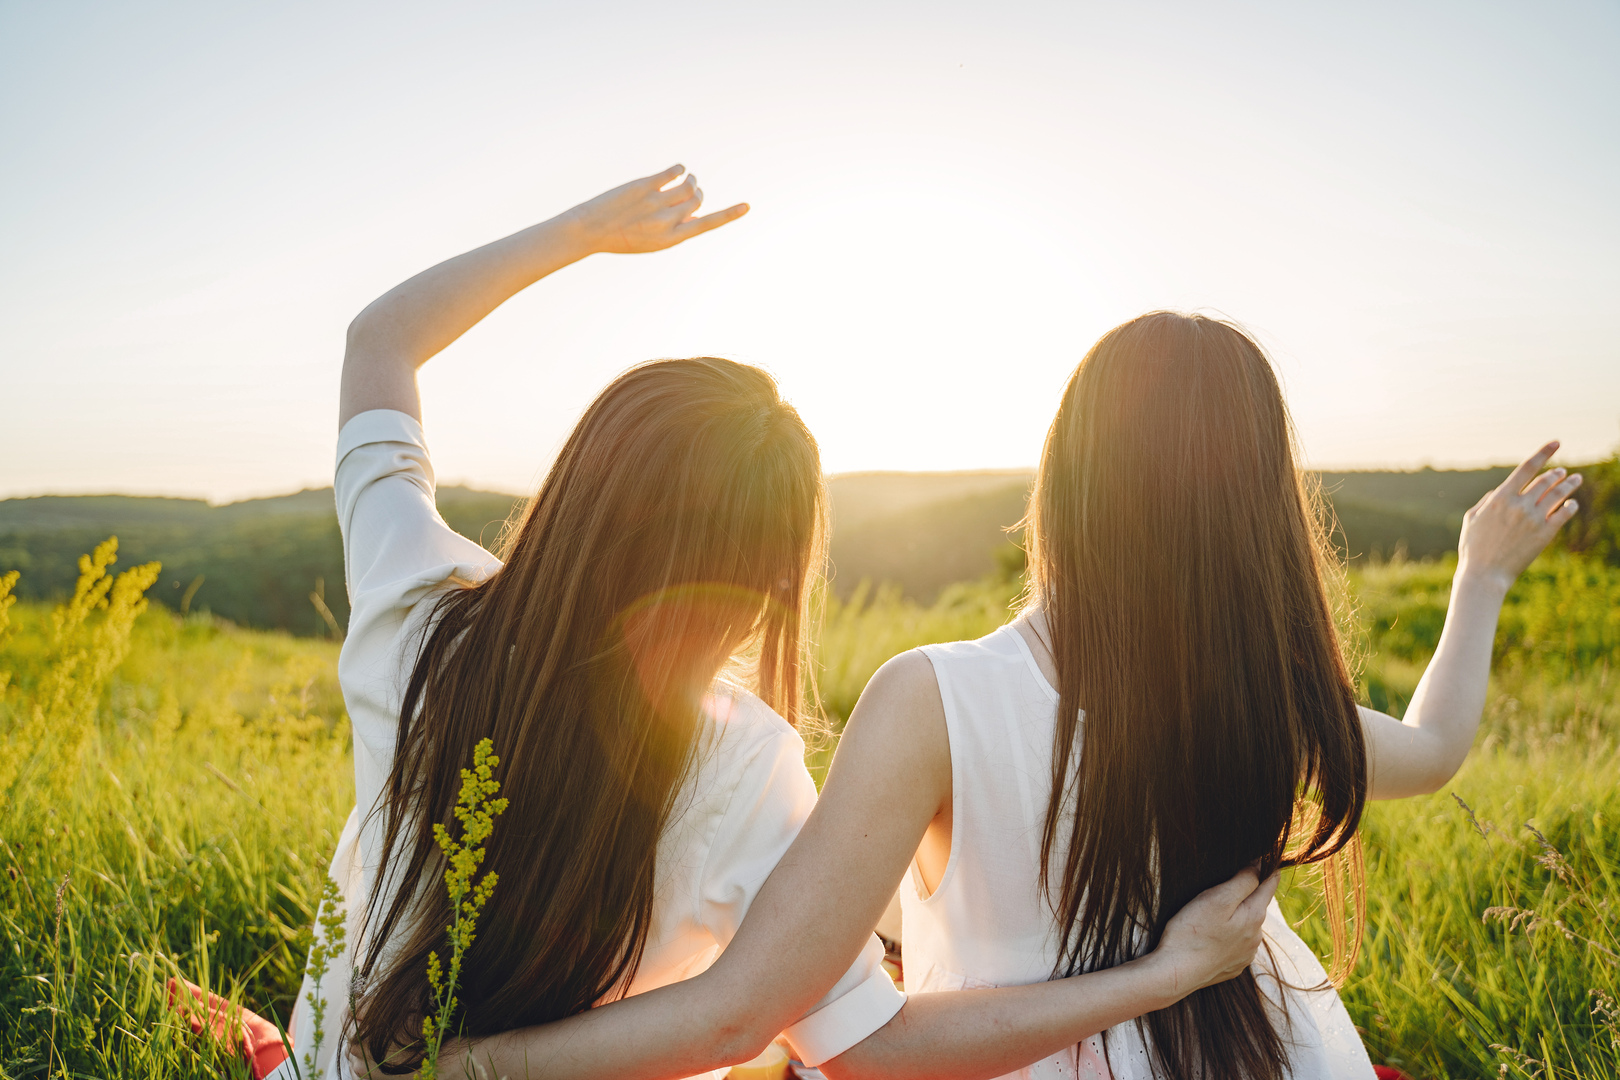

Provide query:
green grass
left=4, top=545, right=1620, bottom=1078
left=0, top=551, right=351, bottom=1078
left=1311, top=738, right=1620, bottom=1079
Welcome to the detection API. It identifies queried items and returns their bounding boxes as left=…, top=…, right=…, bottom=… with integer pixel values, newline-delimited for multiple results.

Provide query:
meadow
left=3, top=540, right=1620, bottom=1078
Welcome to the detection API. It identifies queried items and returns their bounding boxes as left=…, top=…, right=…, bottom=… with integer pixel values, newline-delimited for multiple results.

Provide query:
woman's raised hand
left=566, top=165, right=749, bottom=255
left=1148, top=867, right=1279, bottom=997
left=1458, top=441, right=1582, bottom=593
left=339, top=163, right=749, bottom=426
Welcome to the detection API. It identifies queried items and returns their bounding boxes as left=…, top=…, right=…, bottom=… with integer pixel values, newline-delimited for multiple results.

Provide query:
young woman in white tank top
left=878, top=315, right=1581, bottom=1079
left=903, top=622, right=1368, bottom=1079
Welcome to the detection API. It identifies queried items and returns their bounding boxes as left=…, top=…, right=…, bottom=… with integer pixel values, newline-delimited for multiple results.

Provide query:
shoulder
left=676, top=688, right=817, bottom=888
left=915, top=624, right=1023, bottom=666
left=700, top=685, right=808, bottom=783
left=707, top=683, right=799, bottom=741
left=861, top=648, right=943, bottom=706
left=839, top=649, right=947, bottom=768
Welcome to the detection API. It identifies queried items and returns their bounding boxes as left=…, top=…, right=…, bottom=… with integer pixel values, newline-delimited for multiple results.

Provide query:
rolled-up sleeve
left=697, top=723, right=906, bottom=1068
left=334, top=410, right=499, bottom=608
left=333, top=410, right=501, bottom=779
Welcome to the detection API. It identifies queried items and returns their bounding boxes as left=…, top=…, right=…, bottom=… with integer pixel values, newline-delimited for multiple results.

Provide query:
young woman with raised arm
left=289, top=167, right=1274, bottom=1080
left=368, top=308, right=1580, bottom=1078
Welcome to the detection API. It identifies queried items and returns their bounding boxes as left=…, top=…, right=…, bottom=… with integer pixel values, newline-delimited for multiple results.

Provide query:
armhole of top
left=911, top=645, right=963, bottom=906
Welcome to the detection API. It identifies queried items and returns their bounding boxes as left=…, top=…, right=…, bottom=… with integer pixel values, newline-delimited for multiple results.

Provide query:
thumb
left=678, top=202, right=750, bottom=239
left=1237, top=872, right=1281, bottom=922
left=1204, top=865, right=1263, bottom=914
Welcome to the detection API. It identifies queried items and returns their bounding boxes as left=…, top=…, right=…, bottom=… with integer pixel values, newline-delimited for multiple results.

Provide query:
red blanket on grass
left=166, top=977, right=291, bottom=1080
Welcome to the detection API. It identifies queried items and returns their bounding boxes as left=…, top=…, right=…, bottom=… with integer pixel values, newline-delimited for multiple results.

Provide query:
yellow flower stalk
left=420, top=737, right=508, bottom=1080
left=0, top=537, right=159, bottom=806
left=302, top=872, right=348, bottom=1075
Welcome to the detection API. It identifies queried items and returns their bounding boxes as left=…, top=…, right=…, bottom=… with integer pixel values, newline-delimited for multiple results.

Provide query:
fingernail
left=1568, top=500, right=1579, bottom=512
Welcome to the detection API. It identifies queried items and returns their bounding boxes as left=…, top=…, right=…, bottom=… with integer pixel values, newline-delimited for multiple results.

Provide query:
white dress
left=900, top=626, right=1376, bottom=1080
left=277, top=409, right=903, bottom=1080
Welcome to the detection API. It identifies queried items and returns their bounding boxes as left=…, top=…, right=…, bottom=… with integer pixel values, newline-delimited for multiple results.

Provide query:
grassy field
left=2, top=543, right=1619, bottom=1078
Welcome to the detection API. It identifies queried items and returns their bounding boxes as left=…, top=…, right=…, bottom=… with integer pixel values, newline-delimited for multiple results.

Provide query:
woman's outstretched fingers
left=570, top=167, right=748, bottom=252
left=678, top=202, right=750, bottom=238
left=1522, top=466, right=1567, bottom=504
left=1507, top=440, right=1560, bottom=494
left=665, top=173, right=699, bottom=204
left=1539, top=473, right=1583, bottom=517
left=1458, top=440, right=1581, bottom=588
left=671, top=182, right=704, bottom=218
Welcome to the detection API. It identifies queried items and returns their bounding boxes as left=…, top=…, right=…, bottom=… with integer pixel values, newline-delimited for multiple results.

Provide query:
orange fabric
left=166, top=977, right=292, bottom=1080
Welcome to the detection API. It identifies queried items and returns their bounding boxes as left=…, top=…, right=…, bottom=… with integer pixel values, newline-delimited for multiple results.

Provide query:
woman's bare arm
left=360, top=654, right=1276, bottom=1080
left=338, top=166, right=748, bottom=427
left=788, top=655, right=1274, bottom=1077
left=1362, top=441, right=1581, bottom=799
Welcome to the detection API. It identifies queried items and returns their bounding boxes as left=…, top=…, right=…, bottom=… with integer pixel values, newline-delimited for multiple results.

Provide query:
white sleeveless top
left=901, top=626, right=1376, bottom=1080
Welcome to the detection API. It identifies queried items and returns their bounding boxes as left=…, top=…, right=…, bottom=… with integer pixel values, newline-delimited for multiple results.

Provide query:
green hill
left=0, top=487, right=523, bottom=638
left=1321, top=466, right=1513, bottom=562
left=828, top=479, right=1031, bottom=602
left=828, top=470, right=1034, bottom=531
left=824, top=465, right=1530, bottom=602
left=3, top=460, right=1613, bottom=633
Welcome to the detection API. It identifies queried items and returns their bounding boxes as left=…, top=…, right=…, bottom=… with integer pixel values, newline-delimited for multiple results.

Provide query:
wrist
left=1129, top=950, right=1190, bottom=1013
left=1452, top=560, right=1513, bottom=603
left=546, top=204, right=610, bottom=259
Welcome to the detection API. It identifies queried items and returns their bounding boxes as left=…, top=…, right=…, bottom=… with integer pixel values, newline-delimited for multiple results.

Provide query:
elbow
left=345, top=307, right=376, bottom=358
left=814, top=1057, right=857, bottom=1080
left=1382, top=763, right=1460, bottom=800
left=710, top=1020, right=777, bottom=1071
left=816, top=1046, right=884, bottom=1080
left=1419, top=763, right=1462, bottom=796
left=1417, top=746, right=1471, bottom=795
left=688, top=968, right=801, bottom=1069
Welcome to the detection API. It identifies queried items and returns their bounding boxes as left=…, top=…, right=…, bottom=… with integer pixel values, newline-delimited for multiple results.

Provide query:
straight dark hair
left=353, top=357, right=825, bottom=1068
left=1027, top=312, right=1366, bottom=1080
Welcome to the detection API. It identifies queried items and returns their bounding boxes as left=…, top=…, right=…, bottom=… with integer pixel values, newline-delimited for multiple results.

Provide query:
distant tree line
left=0, top=487, right=523, bottom=639
left=1, top=458, right=1613, bottom=637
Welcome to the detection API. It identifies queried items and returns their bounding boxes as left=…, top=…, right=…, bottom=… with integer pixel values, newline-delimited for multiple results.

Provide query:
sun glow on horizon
left=1, top=1, right=1615, bottom=502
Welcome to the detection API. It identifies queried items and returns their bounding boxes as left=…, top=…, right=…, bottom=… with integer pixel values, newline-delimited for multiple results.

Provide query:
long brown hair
left=354, top=357, right=825, bottom=1067
left=1027, top=313, right=1366, bottom=1080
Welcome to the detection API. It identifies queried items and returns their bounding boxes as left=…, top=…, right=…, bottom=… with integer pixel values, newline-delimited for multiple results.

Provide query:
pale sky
left=2, top=0, right=1616, bottom=502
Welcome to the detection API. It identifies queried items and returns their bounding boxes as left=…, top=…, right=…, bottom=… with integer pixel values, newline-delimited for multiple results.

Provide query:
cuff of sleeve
left=336, top=408, right=427, bottom=469
left=782, top=966, right=906, bottom=1068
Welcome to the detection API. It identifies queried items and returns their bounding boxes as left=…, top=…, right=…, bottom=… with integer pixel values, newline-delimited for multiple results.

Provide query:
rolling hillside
left=828, top=465, right=1531, bottom=601
left=827, top=479, right=1031, bottom=602
left=0, top=487, right=523, bottom=637
left=2, top=460, right=1612, bottom=632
